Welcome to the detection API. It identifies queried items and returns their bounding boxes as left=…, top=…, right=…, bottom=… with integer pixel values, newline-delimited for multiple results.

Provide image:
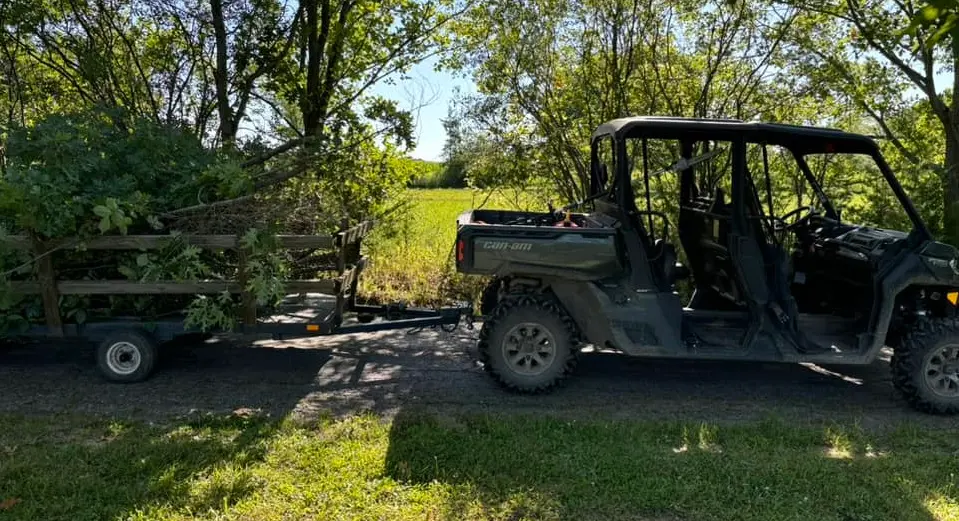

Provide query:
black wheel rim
left=924, top=344, right=959, bottom=398
left=502, top=322, right=556, bottom=376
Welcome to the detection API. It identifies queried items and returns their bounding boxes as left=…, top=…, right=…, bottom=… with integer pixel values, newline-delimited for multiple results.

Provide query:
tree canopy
left=439, top=0, right=957, bottom=244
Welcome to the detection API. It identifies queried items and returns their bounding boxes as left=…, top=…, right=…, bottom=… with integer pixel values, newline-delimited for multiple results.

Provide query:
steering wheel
left=778, top=206, right=816, bottom=231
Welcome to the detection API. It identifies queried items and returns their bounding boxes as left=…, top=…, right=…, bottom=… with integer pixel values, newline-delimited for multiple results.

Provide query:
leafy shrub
left=0, top=108, right=222, bottom=238
left=0, top=109, right=274, bottom=334
left=0, top=109, right=417, bottom=335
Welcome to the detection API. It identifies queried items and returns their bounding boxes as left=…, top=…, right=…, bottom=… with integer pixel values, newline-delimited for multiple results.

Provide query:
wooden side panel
left=10, top=279, right=338, bottom=295
left=2, top=235, right=335, bottom=251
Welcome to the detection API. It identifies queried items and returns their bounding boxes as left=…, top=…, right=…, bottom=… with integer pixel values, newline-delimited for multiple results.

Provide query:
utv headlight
left=951, top=257, right=959, bottom=275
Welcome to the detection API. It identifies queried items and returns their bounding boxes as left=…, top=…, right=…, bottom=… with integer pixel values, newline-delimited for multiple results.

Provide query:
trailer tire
left=96, top=331, right=158, bottom=383
left=479, top=294, right=579, bottom=393
left=891, top=318, right=959, bottom=415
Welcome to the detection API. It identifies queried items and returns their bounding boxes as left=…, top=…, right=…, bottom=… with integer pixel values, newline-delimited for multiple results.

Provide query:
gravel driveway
left=3, top=326, right=959, bottom=429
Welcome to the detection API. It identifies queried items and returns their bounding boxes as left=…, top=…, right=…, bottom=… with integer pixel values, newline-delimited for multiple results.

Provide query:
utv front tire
left=479, top=296, right=579, bottom=393
left=891, top=319, right=959, bottom=415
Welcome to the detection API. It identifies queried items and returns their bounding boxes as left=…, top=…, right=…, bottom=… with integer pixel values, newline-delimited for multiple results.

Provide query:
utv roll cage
left=589, top=116, right=932, bottom=243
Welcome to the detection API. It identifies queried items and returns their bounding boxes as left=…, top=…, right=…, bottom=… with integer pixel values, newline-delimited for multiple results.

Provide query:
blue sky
left=371, top=57, right=475, bottom=162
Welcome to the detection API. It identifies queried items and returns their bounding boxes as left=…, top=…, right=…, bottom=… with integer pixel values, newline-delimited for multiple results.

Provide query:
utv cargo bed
left=455, top=209, right=624, bottom=280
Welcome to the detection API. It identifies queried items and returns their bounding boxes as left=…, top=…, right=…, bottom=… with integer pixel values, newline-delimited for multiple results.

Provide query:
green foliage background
left=2, top=0, right=959, bottom=333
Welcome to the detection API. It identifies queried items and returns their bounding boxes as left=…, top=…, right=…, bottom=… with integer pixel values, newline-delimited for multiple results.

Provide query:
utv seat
left=650, top=238, right=691, bottom=288
left=701, top=188, right=741, bottom=303
left=679, top=187, right=743, bottom=306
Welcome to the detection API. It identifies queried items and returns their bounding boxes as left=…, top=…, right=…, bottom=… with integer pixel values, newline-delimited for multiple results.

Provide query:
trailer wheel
left=479, top=295, right=579, bottom=393
left=96, top=331, right=158, bottom=383
left=891, top=318, right=959, bottom=415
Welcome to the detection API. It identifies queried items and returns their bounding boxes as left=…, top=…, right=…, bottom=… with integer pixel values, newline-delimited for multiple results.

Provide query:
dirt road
left=2, top=326, right=958, bottom=429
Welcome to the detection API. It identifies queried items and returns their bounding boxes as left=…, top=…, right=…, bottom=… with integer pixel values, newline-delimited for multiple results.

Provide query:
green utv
left=455, top=117, right=959, bottom=415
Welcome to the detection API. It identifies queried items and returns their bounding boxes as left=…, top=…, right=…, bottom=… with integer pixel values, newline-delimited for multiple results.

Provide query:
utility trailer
left=2, top=221, right=468, bottom=382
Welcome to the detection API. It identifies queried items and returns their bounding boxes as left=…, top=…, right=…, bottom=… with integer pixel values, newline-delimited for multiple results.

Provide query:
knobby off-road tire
left=891, top=318, right=959, bottom=415
left=478, top=294, right=580, bottom=393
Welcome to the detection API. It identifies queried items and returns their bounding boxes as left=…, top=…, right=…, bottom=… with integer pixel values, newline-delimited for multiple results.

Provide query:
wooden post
left=334, top=217, right=349, bottom=322
left=344, top=223, right=362, bottom=312
left=31, top=235, right=63, bottom=337
left=237, top=241, right=257, bottom=326
left=336, top=217, right=348, bottom=275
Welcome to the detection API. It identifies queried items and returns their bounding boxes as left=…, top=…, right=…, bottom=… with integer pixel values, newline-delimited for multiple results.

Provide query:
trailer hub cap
left=503, top=322, right=556, bottom=376
left=106, top=342, right=141, bottom=375
left=924, top=344, right=959, bottom=398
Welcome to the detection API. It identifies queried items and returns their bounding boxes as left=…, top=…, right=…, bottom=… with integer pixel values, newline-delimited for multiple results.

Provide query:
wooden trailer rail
left=3, top=221, right=373, bottom=336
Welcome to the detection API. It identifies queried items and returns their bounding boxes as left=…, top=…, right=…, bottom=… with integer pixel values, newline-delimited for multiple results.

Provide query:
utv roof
left=592, top=116, right=878, bottom=154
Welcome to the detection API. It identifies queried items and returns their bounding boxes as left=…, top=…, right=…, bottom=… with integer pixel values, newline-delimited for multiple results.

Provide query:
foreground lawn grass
left=1, top=412, right=957, bottom=521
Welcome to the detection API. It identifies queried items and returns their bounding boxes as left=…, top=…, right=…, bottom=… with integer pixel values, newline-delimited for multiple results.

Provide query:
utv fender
left=869, top=252, right=959, bottom=362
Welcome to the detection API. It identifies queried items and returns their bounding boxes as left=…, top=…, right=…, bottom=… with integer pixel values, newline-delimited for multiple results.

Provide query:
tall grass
left=359, top=188, right=543, bottom=306
left=406, top=163, right=465, bottom=189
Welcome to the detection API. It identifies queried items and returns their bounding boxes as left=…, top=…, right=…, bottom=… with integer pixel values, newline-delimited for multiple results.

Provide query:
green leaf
left=98, top=217, right=111, bottom=233
left=136, top=253, right=150, bottom=267
left=146, top=215, right=163, bottom=230
left=93, top=205, right=111, bottom=218
left=928, top=17, right=959, bottom=45
left=919, top=5, right=941, bottom=23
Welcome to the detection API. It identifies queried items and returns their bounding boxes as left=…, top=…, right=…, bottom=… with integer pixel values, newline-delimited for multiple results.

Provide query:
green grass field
left=360, top=188, right=539, bottom=305
left=1, top=412, right=957, bottom=521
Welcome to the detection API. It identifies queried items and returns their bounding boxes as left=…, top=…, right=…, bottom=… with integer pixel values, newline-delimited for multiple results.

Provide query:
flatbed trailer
left=2, top=221, right=469, bottom=382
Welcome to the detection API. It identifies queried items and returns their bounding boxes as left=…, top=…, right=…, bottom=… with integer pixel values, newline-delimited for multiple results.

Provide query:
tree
left=446, top=0, right=808, bottom=201
left=908, top=0, right=959, bottom=48
left=783, top=0, right=959, bottom=242
left=208, top=0, right=300, bottom=151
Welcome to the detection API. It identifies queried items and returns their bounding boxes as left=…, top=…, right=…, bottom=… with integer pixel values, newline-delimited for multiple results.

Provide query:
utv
left=455, top=116, right=959, bottom=414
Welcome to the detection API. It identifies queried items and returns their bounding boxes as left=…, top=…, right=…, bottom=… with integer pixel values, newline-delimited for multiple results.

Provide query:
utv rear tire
left=891, top=318, right=959, bottom=415
left=478, top=295, right=579, bottom=393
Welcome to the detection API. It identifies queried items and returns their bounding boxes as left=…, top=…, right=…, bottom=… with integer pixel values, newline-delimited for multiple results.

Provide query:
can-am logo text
left=479, top=240, right=532, bottom=252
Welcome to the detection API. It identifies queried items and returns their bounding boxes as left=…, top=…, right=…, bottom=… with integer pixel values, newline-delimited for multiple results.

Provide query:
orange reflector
left=306, top=324, right=320, bottom=332
left=457, top=239, right=465, bottom=262
left=948, top=292, right=958, bottom=306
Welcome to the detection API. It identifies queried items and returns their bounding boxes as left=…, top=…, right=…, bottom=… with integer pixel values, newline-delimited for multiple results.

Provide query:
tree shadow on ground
left=0, top=335, right=337, bottom=419
left=0, top=412, right=277, bottom=521
left=3, top=329, right=959, bottom=429
left=383, top=408, right=957, bottom=521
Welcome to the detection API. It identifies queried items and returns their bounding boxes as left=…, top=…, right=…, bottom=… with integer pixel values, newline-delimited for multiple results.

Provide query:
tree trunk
left=944, top=125, right=959, bottom=245
left=943, top=46, right=959, bottom=246
left=210, top=0, right=235, bottom=151
left=301, top=0, right=329, bottom=137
